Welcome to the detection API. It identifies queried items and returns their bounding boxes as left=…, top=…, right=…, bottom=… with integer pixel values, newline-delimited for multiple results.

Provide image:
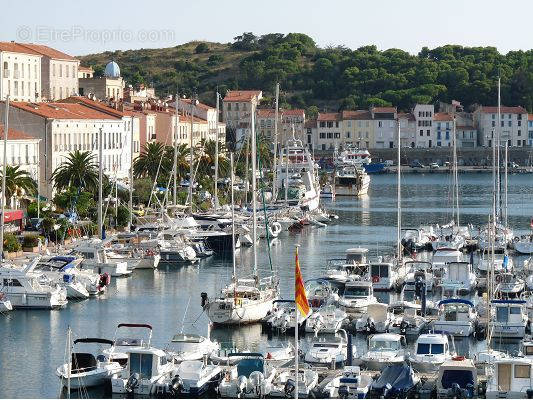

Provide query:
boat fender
left=372, top=275, right=380, bottom=284
left=284, top=378, right=296, bottom=397
left=452, top=355, right=465, bottom=361
left=514, top=236, right=520, bottom=243
left=98, top=273, right=111, bottom=287
left=201, top=292, right=208, bottom=308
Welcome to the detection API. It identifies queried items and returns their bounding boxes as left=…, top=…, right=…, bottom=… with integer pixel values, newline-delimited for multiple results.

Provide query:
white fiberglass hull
left=7, top=291, right=67, bottom=309
left=515, top=241, right=533, bottom=255
left=65, top=282, right=90, bottom=299
left=433, top=321, right=474, bottom=337
left=0, top=299, right=12, bottom=311
left=207, top=298, right=275, bottom=325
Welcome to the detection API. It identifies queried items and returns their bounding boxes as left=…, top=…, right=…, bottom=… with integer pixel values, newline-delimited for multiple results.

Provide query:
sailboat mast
left=396, top=120, right=402, bottom=264
left=173, top=91, right=179, bottom=205
left=128, top=115, right=134, bottom=230
left=230, top=152, right=236, bottom=283
left=285, top=140, right=289, bottom=204
left=251, top=103, right=258, bottom=277
left=189, top=94, right=195, bottom=212
left=67, top=325, right=71, bottom=398
left=272, top=83, right=280, bottom=202
left=504, top=142, right=508, bottom=227
left=453, top=117, right=459, bottom=227
left=214, top=90, right=220, bottom=208
left=0, top=96, right=9, bottom=260
left=496, top=77, right=501, bottom=221
left=98, top=127, right=103, bottom=239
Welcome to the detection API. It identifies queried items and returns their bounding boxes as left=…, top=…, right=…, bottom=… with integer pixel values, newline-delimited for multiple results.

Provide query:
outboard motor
left=338, top=385, right=350, bottom=399
left=170, top=375, right=183, bottom=396
left=399, top=320, right=409, bottom=336
left=248, top=371, right=266, bottom=397
left=125, top=373, right=140, bottom=393
left=414, top=276, right=426, bottom=317
left=465, top=383, right=475, bottom=399
left=365, top=317, right=376, bottom=334
left=201, top=292, right=208, bottom=308
left=236, top=375, right=248, bottom=397
left=346, top=334, right=353, bottom=366
left=448, top=382, right=462, bottom=399
left=284, top=378, right=296, bottom=398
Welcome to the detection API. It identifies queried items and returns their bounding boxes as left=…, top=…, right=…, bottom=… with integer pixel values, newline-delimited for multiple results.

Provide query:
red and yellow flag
left=295, top=247, right=310, bottom=317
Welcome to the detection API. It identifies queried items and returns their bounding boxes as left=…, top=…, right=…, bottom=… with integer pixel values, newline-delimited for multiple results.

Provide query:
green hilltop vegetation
left=79, top=32, right=533, bottom=114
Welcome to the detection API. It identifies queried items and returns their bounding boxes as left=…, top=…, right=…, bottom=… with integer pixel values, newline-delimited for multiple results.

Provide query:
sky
left=1, top=0, right=532, bottom=56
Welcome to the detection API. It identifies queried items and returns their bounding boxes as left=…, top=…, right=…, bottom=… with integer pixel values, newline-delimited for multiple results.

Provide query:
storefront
left=3, top=210, right=24, bottom=233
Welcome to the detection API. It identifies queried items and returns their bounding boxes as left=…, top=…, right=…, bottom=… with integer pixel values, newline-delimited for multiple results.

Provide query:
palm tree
left=0, top=165, right=37, bottom=206
left=164, top=143, right=190, bottom=183
left=196, top=139, right=229, bottom=177
left=51, top=150, right=99, bottom=193
left=133, top=142, right=172, bottom=181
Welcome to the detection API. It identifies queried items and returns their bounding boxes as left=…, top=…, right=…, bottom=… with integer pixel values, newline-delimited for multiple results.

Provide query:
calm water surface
left=1, top=172, right=533, bottom=398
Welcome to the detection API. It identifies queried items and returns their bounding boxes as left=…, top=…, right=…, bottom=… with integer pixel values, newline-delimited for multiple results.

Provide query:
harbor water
left=1, top=172, right=533, bottom=398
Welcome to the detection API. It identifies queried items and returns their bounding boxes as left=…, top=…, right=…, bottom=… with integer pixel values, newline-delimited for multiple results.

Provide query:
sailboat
left=201, top=112, right=278, bottom=325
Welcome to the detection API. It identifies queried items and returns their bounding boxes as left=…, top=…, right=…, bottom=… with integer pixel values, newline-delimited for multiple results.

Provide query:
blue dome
left=104, top=61, right=120, bottom=78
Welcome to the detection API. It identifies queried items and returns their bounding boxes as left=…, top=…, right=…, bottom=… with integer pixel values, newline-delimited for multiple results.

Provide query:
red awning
left=4, top=210, right=23, bottom=223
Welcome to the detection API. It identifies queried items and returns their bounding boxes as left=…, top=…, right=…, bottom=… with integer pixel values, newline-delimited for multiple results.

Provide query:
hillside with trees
left=79, top=32, right=533, bottom=113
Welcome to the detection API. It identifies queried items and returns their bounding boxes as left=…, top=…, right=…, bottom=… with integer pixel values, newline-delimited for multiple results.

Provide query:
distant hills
left=78, top=32, right=533, bottom=114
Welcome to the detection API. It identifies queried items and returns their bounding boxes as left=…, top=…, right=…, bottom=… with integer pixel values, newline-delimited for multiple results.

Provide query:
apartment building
left=256, top=108, right=306, bottom=146
left=473, top=106, right=529, bottom=147
left=1, top=98, right=138, bottom=199
left=398, top=112, right=416, bottom=148
left=434, top=113, right=454, bottom=147
left=79, top=61, right=124, bottom=100
left=78, top=66, right=94, bottom=79
left=178, top=97, right=225, bottom=142
left=529, top=114, right=533, bottom=146
left=222, top=90, right=262, bottom=147
left=316, top=113, right=342, bottom=150
left=19, top=43, right=79, bottom=100
left=371, top=107, right=397, bottom=148
left=413, top=104, right=435, bottom=148
left=340, top=110, right=372, bottom=149
left=0, top=42, right=42, bottom=102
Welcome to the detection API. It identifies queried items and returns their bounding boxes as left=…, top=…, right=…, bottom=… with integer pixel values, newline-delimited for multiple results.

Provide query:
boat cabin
left=436, top=358, right=477, bottom=398
left=490, top=300, right=528, bottom=338
left=346, top=248, right=368, bottom=264
left=432, top=248, right=463, bottom=269
left=125, top=347, right=169, bottom=381
left=342, top=281, right=373, bottom=300
left=414, top=334, right=450, bottom=357
left=487, top=358, right=533, bottom=397
left=369, top=261, right=395, bottom=290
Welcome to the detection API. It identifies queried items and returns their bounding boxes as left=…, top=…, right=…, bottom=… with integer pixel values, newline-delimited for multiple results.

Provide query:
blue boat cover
left=371, top=363, right=417, bottom=393
left=438, top=298, right=474, bottom=307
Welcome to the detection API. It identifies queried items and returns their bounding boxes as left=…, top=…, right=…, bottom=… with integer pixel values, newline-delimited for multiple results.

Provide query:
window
left=129, top=353, right=153, bottom=380
left=426, top=130, right=430, bottom=136
left=518, top=130, right=521, bottom=137
left=420, top=130, right=423, bottom=137
left=66, top=65, right=69, bottom=78
left=334, top=132, right=340, bottom=139
left=345, top=132, right=351, bottom=138
left=492, top=114, right=495, bottom=119
left=52, top=64, right=55, bottom=76
left=327, top=132, right=333, bottom=139
left=501, top=121, right=504, bottom=127
left=59, top=64, right=63, bottom=77
left=347, top=121, right=351, bottom=127
left=3, top=278, right=23, bottom=287
left=515, top=365, right=531, bottom=379
left=508, top=121, right=512, bottom=127
left=378, top=121, right=383, bottom=128
left=321, top=144, right=326, bottom=150
left=492, top=121, right=495, bottom=127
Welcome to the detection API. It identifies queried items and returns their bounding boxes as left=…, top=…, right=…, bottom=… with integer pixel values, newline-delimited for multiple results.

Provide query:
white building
left=413, top=104, right=435, bottom=148
left=398, top=112, right=416, bottom=148
left=222, top=90, right=262, bottom=147
left=0, top=42, right=42, bottom=102
left=528, top=114, right=533, bottom=147
left=434, top=112, right=454, bottom=147
left=371, top=107, right=397, bottom=148
left=473, top=106, right=529, bottom=147
left=0, top=98, right=138, bottom=199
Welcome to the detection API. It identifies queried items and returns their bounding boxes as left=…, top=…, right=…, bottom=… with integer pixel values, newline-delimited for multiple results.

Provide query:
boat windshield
left=129, top=353, right=153, bottom=379
left=370, top=340, right=400, bottom=351
left=237, top=359, right=264, bottom=378
left=344, top=286, right=369, bottom=298
left=417, top=343, right=444, bottom=355
left=115, top=338, right=143, bottom=346
left=312, top=343, right=339, bottom=349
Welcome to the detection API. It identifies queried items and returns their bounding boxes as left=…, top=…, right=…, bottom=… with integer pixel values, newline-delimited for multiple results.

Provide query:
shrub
left=194, top=43, right=209, bottom=54
left=4, top=234, right=21, bottom=253
left=23, top=234, right=39, bottom=248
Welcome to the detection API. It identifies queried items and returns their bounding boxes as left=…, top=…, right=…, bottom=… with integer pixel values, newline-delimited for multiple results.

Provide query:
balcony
left=2, top=70, right=9, bottom=78
left=13, top=70, right=20, bottom=79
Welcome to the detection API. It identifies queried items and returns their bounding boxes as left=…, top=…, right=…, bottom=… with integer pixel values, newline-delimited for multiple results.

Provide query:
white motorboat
left=269, top=368, right=319, bottom=398
left=57, top=338, right=123, bottom=389
left=322, top=366, right=373, bottom=398
left=338, top=280, right=377, bottom=313
left=167, top=333, right=219, bottom=363
left=496, top=271, right=526, bottom=296
left=103, top=323, right=154, bottom=366
left=202, top=277, right=278, bottom=325
left=486, top=357, right=533, bottom=398
left=390, top=305, right=429, bottom=336
left=72, top=240, right=132, bottom=277
left=334, top=164, right=370, bottom=197
left=408, top=333, right=455, bottom=373
left=336, top=146, right=372, bottom=166
left=304, top=329, right=355, bottom=367
left=355, top=302, right=393, bottom=333
left=305, top=305, right=347, bottom=334
left=477, top=253, right=508, bottom=275
left=0, top=292, right=12, bottom=312
left=168, top=359, right=222, bottom=397
left=440, top=262, right=477, bottom=296
left=110, top=345, right=177, bottom=395
left=489, top=299, right=528, bottom=338
left=433, top=299, right=478, bottom=337
left=0, top=259, right=68, bottom=309
left=436, top=357, right=478, bottom=398
left=432, top=248, right=463, bottom=278
left=403, top=261, right=435, bottom=292
left=305, top=279, right=339, bottom=309
left=322, top=248, right=369, bottom=286
left=401, top=228, right=432, bottom=251
left=369, top=260, right=399, bottom=291
left=264, top=343, right=295, bottom=367
left=361, top=333, right=406, bottom=370
left=218, top=353, right=277, bottom=398
left=266, top=300, right=312, bottom=333
left=477, top=223, right=514, bottom=252
left=515, top=234, right=533, bottom=254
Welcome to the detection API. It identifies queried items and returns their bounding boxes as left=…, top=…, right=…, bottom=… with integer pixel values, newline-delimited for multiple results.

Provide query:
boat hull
left=207, top=298, right=275, bottom=325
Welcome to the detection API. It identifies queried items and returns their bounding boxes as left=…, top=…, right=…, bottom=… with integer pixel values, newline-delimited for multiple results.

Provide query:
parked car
left=410, top=161, right=425, bottom=168
left=429, top=162, right=439, bottom=169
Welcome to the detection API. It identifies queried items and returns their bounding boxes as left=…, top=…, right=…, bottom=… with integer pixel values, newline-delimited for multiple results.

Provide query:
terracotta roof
left=478, top=106, right=527, bottom=114
left=60, top=96, right=124, bottom=118
left=180, top=98, right=213, bottom=111
left=283, top=109, right=305, bottom=117
left=223, top=90, right=262, bottom=102
left=434, top=112, right=454, bottom=121
left=341, top=110, right=371, bottom=120
left=304, top=119, right=317, bottom=128
left=79, top=66, right=93, bottom=72
left=0, top=126, right=38, bottom=140
left=371, top=107, right=397, bottom=113
left=256, top=109, right=277, bottom=118
left=17, top=43, right=77, bottom=61
left=317, top=112, right=341, bottom=121
left=9, top=101, right=121, bottom=120
left=398, top=112, right=416, bottom=121
left=0, top=41, right=42, bottom=56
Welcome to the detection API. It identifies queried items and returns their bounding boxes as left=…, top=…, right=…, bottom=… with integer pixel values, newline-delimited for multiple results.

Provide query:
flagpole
left=294, top=244, right=299, bottom=400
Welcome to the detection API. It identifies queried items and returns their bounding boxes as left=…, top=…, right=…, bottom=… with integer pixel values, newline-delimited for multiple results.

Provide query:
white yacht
left=305, top=305, right=346, bottom=334
left=355, top=302, right=393, bottom=333
left=167, top=333, right=219, bottom=363
left=515, top=234, right=533, bottom=254
left=432, top=248, right=463, bottom=277
left=486, top=357, right=533, bottom=398
left=336, top=146, right=372, bottom=166
left=72, top=240, right=131, bottom=277
left=361, top=333, right=406, bottom=370
left=401, top=228, right=432, bottom=251
left=333, top=164, right=370, bottom=197
left=266, top=300, right=312, bottom=333
left=338, top=280, right=377, bottom=313
left=390, top=305, right=429, bottom=336
left=169, top=359, right=222, bottom=397
left=269, top=368, right=319, bottom=398
left=103, top=323, right=154, bottom=367
left=323, top=366, right=373, bottom=398
left=477, top=223, right=514, bottom=252
left=440, top=262, right=477, bottom=296
left=408, top=333, right=455, bottom=373
left=489, top=299, right=528, bottom=338
left=403, top=261, right=435, bottom=291
left=496, top=271, right=525, bottom=296
left=436, top=358, right=478, bottom=398
left=218, top=353, right=277, bottom=398
left=304, top=330, right=355, bottom=367
left=0, top=259, right=68, bottom=309
left=433, top=299, right=478, bottom=337
left=369, top=260, right=399, bottom=291
left=57, top=338, right=123, bottom=389
left=322, top=247, right=369, bottom=286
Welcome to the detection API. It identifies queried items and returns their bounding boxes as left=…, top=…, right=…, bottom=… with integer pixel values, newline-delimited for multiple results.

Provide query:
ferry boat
left=276, top=137, right=320, bottom=211
left=332, top=164, right=370, bottom=197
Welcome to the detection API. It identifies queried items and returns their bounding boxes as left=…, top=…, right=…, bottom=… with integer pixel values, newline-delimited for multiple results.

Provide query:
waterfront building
left=474, top=106, right=529, bottom=148
left=434, top=113, right=454, bottom=147
left=78, top=61, right=124, bottom=100
left=316, top=112, right=342, bottom=151
left=398, top=112, right=417, bottom=148
left=371, top=107, right=397, bottom=149
left=0, top=97, right=139, bottom=199
left=124, top=84, right=156, bottom=103
left=0, top=42, right=42, bottom=102
left=18, top=43, right=79, bottom=101
left=78, top=66, right=94, bottom=79
left=256, top=108, right=306, bottom=145
left=529, top=114, right=533, bottom=146
left=222, top=90, right=262, bottom=146
left=341, top=110, right=373, bottom=150
left=413, top=104, right=435, bottom=148
left=305, top=119, right=317, bottom=150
